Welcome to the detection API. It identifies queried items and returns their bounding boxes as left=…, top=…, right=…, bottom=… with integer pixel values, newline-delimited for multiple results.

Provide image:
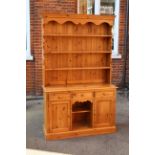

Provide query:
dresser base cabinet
left=43, top=85, right=116, bottom=140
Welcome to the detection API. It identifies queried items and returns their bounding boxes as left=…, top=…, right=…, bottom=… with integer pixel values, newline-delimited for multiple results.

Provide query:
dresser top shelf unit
left=42, top=14, right=114, bottom=88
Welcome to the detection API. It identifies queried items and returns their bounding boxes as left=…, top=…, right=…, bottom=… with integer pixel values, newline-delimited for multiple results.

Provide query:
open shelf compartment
left=72, top=101, right=92, bottom=130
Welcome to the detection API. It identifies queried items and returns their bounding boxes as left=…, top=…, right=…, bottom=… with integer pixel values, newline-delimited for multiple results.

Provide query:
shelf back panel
left=44, top=37, right=111, bottom=53
left=44, top=54, right=110, bottom=69
left=44, top=69, right=110, bottom=86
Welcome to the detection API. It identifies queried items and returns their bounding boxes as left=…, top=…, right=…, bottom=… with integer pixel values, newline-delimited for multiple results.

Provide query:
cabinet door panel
left=94, top=99, right=114, bottom=127
left=49, top=101, right=70, bottom=133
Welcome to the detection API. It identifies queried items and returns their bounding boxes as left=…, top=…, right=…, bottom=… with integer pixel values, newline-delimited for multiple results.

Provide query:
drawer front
left=49, top=93, right=70, bottom=101
left=95, top=91, right=114, bottom=98
left=71, top=92, right=93, bottom=101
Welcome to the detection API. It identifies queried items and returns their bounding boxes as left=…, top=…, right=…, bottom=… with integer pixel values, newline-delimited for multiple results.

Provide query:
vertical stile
left=109, top=25, right=112, bottom=84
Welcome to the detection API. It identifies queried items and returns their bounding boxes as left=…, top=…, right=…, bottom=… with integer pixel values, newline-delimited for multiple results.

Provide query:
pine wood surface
left=42, top=14, right=116, bottom=140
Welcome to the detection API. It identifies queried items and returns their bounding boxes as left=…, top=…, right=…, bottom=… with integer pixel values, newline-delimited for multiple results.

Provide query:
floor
left=26, top=90, right=129, bottom=155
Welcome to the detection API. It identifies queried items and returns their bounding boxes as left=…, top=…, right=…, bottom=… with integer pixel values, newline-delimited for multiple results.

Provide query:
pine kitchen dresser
left=42, top=14, right=117, bottom=140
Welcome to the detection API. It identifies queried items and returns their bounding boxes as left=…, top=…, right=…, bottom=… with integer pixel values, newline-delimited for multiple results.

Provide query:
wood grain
left=42, top=14, right=116, bottom=140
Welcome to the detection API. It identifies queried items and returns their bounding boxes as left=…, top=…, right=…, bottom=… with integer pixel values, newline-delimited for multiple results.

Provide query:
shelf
left=72, top=110, right=90, bottom=114
left=44, top=34, right=112, bottom=37
left=44, top=51, right=111, bottom=54
left=45, top=67, right=111, bottom=71
left=72, top=122, right=91, bottom=130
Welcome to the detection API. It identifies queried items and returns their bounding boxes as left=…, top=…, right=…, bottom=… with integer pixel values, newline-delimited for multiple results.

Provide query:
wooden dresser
left=42, top=14, right=116, bottom=140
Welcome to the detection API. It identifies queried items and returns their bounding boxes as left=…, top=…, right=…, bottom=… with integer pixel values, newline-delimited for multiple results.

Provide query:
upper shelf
left=45, top=67, right=111, bottom=71
left=44, top=51, right=111, bottom=54
left=44, top=34, right=112, bottom=37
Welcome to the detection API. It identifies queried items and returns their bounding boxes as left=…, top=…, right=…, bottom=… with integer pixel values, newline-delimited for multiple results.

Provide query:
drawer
left=95, top=91, right=114, bottom=98
left=71, top=92, right=93, bottom=101
left=49, top=93, right=70, bottom=101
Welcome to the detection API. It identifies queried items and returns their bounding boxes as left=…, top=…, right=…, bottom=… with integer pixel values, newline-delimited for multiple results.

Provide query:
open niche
left=72, top=101, right=93, bottom=130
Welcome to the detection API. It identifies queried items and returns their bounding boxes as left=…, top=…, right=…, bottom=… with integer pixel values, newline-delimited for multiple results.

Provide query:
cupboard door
left=94, top=99, right=114, bottom=127
left=49, top=101, right=71, bottom=133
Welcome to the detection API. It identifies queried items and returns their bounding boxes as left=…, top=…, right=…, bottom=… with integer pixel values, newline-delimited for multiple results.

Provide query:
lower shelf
left=45, top=67, right=111, bottom=71
left=72, top=112, right=92, bottom=131
left=72, top=122, right=91, bottom=130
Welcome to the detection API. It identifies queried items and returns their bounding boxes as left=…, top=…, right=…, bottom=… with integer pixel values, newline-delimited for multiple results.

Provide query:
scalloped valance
left=42, top=14, right=115, bottom=26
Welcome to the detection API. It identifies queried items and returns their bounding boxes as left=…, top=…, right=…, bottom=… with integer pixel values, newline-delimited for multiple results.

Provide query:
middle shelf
left=72, top=110, right=90, bottom=114
left=44, top=51, right=112, bottom=54
left=44, top=34, right=112, bottom=37
left=45, top=67, right=111, bottom=71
